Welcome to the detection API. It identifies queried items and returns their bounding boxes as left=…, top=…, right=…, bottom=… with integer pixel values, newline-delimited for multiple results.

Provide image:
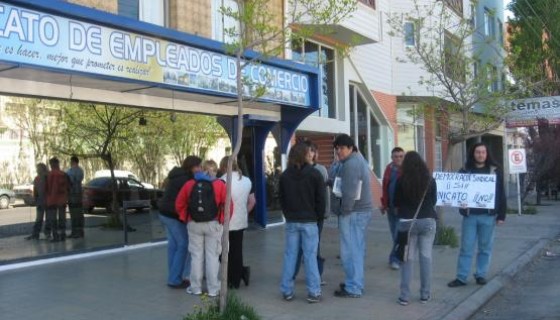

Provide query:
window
left=358, top=0, right=375, bottom=9
left=397, top=105, right=425, bottom=158
left=404, top=22, right=416, bottom=46
left=213, top=0, right=240, bottom=43
left=349, top=85, right=382, bottom=177
left=486, top=65, right=499, bottom=92
left=292, top=39, right=336, bottom=118
left=484, top=8, right=495, bottom=38
left=497, top=19, right=504, bottom=45
left=444, top=31, right=465, bottom=82
left=118, top=0, right=167, bottom=26
left=444, top=0, right=463, bottom=16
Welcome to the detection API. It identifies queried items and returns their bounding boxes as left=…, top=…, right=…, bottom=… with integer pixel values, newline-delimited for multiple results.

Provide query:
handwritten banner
left=0, top=2, right=311, bottom=106
left=433, top=172, right=496, bottom=209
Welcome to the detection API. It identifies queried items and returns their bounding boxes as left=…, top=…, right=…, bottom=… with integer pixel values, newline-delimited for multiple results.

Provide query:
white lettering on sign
left=433, top=172, right=496, bottom=209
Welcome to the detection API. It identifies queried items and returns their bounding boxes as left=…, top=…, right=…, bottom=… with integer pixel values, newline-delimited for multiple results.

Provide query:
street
left=470, top=237, right=560, bottom=320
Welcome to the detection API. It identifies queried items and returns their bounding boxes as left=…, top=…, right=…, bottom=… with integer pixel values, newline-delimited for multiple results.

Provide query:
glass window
left=119, top=0, right=167, bottom=26
left=498, top=19, right=504, bottom=45
left=213, top=0, right=240, bottom=43
left=444, top=31, right=465, bottom=82
left=435, top=139, right=443, bottom=171
left=118, top=0, right=139, bottom=20
left=357, top=93, right=369, bottom=159
left=397, top=105, right=425, bottom=158
left=291, top=39, right=336, bottom=118
left=484, top=8, right=495, bottom=38
left=404, top=22, right=416, bottom=46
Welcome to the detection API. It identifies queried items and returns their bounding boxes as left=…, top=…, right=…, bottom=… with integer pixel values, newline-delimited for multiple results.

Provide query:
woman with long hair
left=279, top=142, right=326, bottom=303
left=219, top=156, right=255, bottom=288
left=394, top=151, right=437, bottom=306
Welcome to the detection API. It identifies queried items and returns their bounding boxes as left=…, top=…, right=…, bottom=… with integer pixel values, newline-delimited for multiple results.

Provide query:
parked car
left=83, top=177, right=163, bottom=213
left=13, top=183, right=35, bottom=206
left=94, top=170, right=155, bottom=189
left=0, top=188, right=16, bottom=209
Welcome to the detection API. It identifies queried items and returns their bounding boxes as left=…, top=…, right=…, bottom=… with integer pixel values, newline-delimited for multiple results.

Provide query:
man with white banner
left=442, top=143, right=507, bottom=288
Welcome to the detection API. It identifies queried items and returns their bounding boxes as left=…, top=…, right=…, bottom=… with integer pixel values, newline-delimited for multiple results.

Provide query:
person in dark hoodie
left=158, top=156, right=202, bottom=289
left=279, top=142, right=326, bottom=304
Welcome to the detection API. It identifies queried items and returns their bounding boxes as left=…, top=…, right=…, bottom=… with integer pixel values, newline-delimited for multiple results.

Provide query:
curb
left=439, top=238, right=549, bottom=320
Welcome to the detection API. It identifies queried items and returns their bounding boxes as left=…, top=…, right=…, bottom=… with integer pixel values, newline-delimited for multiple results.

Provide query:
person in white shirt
left=219, top=156, right=256, bottom=289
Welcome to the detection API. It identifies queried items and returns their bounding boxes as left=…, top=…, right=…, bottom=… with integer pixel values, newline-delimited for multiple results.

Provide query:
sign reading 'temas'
left=506, top=96, right=560, bottom=127
left=0, top=2, right=311, bottom=106
left=433, top=172, right=496, bottom=209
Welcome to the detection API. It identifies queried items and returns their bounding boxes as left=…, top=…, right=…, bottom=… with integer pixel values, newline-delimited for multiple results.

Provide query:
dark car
left=83, top=177, right=162, bottom=213
left=0, top=188, right=16, bottom=209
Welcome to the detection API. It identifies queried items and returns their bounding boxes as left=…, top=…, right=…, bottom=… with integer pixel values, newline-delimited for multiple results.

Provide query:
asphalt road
left=470, top=237, right=560, bottom=320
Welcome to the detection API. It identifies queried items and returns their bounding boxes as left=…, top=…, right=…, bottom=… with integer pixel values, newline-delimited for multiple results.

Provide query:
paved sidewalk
left=1, top=199, right=559, bottom=320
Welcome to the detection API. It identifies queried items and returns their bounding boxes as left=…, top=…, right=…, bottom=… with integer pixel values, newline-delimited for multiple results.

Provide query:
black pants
left=46, top=205, right=66, bottom=239
left=69, top=204, right=85, bottom=236
left=31, top=205, right=49, bottom=237
left=228, top=229, right=245, bottom=288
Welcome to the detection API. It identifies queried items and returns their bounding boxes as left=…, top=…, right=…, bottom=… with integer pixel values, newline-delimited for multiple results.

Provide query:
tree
left=56, top=102, right=143, bottom=225
left=217, top=0, right=358, bottom=310
left=508, top=0, right=560, bottom=97
left=388, top=1, right=512, bottom=171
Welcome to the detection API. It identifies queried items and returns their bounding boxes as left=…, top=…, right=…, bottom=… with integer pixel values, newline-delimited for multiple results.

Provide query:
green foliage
left=507, top=205, right=537, bottom=215
left=435, top=225, right=459, bottom=248
left=184, top=293, right=261, bottom=320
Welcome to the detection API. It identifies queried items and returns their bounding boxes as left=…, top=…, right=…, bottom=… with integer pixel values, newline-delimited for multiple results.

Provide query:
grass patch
left=434, top=225, right=459, bottom=248
left=184, top=292, right=261, bottom=320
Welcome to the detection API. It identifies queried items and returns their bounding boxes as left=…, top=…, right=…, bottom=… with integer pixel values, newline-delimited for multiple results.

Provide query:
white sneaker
left=390, top=262, right=400, bottom=270
left=186, top=286, right=202, bottom=295
left=207, top=291, right=219, bottom=297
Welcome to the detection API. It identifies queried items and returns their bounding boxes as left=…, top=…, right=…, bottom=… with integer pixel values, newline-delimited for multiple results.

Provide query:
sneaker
left=334, top=288, right=361, bottom=298
left=207, top=292, right=219, bottom=297
left=420, top=296, right=431, bottom=304
left=185, top=286, right=202, bottom=295
left=306, top=294, right=321, bottom=303
left=390, top=262, right=400, bottom=270
left=168, top=280, right=190, bottom=289
left=447, top=279, right=467, bottom=287
left=320, top=279, right=327, bottom=286
left=475, top=277, right=487, bottom=285
left=397, top=298, right=409, bottom=306
left=283, top=292, right=294, bottom=301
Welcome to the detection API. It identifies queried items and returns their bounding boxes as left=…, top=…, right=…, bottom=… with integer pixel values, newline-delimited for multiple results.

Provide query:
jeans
left=46, top=205, right=66, bottom=239
left=69, top=204, right=85, bottom=236
left=188, top=220, right=223, bottom=295
left=456, top=214, right=496, bottom=282
left=387, top=208, right=399, bottom=264
left=293, top=219, right=324, bottom=278
left=338, top=211, right=372, bottom=295
left=399, top=218, right=436, bottom=301
left=280, top=222, right=321, bottom=297
left=159, top=214, right=190, bottom=286
left=31, top=205, right=49, bottom=237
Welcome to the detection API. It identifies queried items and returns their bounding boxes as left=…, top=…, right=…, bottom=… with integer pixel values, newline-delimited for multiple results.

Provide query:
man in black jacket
left=448, top=142, right=507, bottom=287
left=279, top=142, right=326, bottom=304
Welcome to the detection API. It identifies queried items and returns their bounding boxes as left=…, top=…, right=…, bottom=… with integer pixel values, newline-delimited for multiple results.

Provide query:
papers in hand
left=332, top=177, right=362, bottom=200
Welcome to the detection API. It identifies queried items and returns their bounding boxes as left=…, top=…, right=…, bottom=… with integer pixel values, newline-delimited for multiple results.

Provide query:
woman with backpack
left=176, top=161, right=230, bottom=297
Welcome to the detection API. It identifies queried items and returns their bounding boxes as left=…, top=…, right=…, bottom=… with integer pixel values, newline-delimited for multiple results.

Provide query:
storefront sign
left=506, top=96, right=560, bottom=127
left=0, top=2, right=311, bottom=106
left=433, top=172, right=496, bottom=209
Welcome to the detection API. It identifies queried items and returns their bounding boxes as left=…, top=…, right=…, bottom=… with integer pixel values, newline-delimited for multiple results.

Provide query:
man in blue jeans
left=380, top=147, right=405, bottom=270
left=332, top=134, right=373, bottom=298
left=448, top=142, right=506, bottom=287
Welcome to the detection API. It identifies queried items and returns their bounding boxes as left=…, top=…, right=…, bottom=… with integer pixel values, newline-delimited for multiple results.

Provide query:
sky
left=504, top=0, right=514, bottom=21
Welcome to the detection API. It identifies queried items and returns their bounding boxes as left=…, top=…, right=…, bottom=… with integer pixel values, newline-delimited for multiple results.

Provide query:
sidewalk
left=1, top=198, right=559, bottom=320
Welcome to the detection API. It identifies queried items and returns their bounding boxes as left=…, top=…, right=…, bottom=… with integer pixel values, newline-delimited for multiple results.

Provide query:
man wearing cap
left=331, top=134, right=374, bottom=298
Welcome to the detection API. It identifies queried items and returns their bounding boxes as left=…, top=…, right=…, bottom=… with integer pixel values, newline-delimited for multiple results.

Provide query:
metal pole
left=123, top=203, right=128, bottom=245
left=517, top=173, right=522, bottom=215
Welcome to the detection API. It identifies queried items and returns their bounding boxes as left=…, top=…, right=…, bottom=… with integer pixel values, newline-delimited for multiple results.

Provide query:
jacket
left=394, top=178, right=437, bottom=219
left=459, top=165, right=507, bottom=221
left=279, top=163, right=326, bottom=223
left=334, top=152, right=373, bottom=215
left=46, top=169, right=69, bottom=207
left=175, top=172, right=232, bottom=224
left=381, top=163, right=401, bottom=209
left=158, top=167, right=191, bottom=220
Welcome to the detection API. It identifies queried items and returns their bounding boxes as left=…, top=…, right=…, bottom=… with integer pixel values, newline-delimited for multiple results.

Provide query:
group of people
left=279, top=135, right=506, bottom=306
left=158, top=156, right=254, bottom=297
left=25, top=156, right=85, bottom=242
